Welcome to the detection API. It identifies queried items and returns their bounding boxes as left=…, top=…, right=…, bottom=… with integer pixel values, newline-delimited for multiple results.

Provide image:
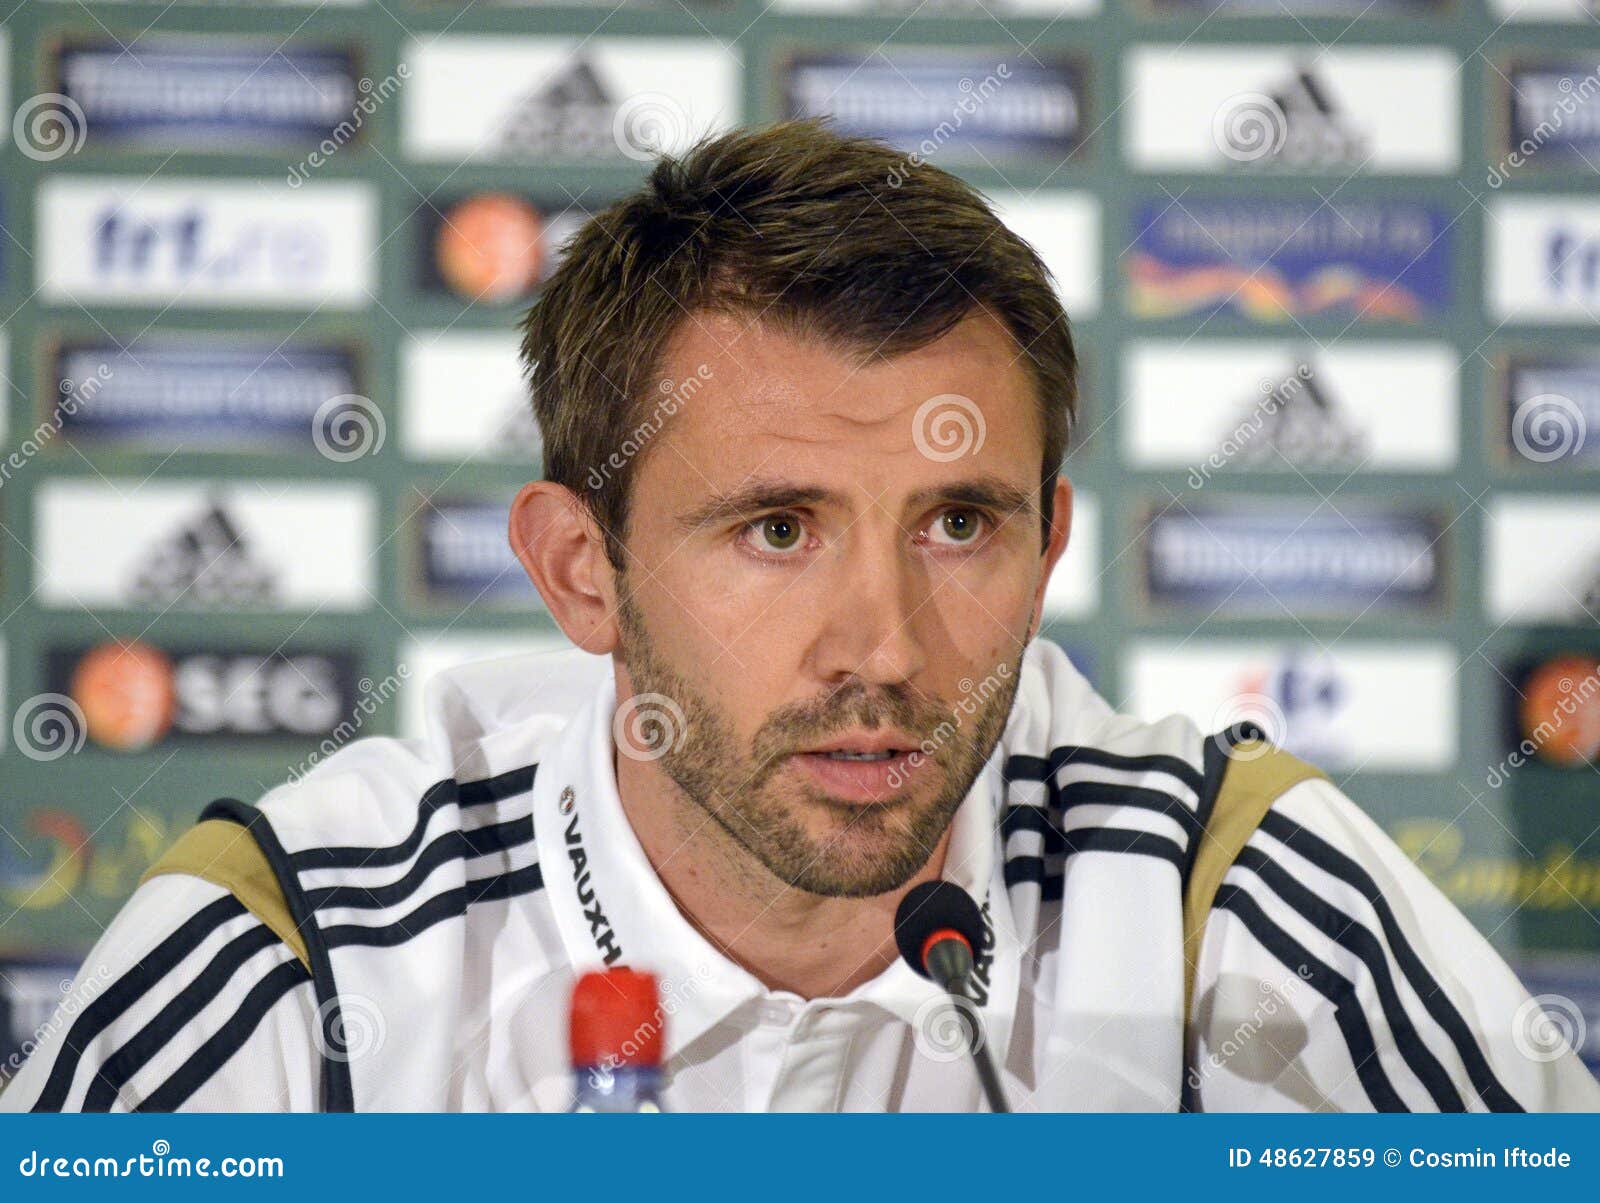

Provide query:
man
left=5, top=120, right=1595, bottom=1112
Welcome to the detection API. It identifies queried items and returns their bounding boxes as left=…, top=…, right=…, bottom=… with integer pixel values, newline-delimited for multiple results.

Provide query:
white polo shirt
left=4, top=639, right=1596, bottom=1112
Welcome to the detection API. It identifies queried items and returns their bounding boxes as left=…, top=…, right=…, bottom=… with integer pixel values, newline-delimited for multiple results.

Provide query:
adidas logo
left=497, top=55, right=618, bottom=158
left=126, top=497, right=279, bottom=607
left=1235, top=65, right=1370, bottom=167
left=1229, top=359, right=1369, bottom=466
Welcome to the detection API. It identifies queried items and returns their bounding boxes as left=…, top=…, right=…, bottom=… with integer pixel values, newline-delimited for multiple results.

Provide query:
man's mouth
left=790, top=731, right=926, bottom=801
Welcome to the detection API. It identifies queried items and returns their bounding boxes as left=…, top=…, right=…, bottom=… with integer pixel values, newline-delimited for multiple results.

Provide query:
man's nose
left=808, top=534, right=929, bottom=688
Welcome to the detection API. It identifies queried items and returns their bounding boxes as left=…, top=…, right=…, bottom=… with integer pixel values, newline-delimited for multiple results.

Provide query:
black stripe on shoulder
left=459, top=764, right=537, bottom=806
left=1258, top=809, right=1525, bottom=1112
left=1058, top=780, right=1203, bottom=836
left=289, top=763, right=538, bottom=872
left=1005, top=745, right=1204, bottom=796
left=306, top=815, right=534, bottom=913
left=1234, top=844, right=1466, bottom=1111
left=1212, top=881, right=1409, bottom=1112
left=81, top=924, right=287, bottom=1112
left=132, top=957, right=312, bottom=1113
left=1004, top=827, right=1185, bottom=901
left=322, top=864, right=545, bottom=951
left=31, top=895, right=246, bottom=1112
left=198, top=798, right=354, bottom=1113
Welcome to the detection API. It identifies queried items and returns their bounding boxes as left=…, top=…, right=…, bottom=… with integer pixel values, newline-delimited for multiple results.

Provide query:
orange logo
left=70, top=640, right=177, bottom=752
left=435, top=193, right=546, bottom=302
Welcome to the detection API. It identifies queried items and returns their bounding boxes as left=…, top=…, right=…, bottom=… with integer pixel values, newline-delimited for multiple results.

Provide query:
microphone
left=894, top=880, right=1011, bottom=1113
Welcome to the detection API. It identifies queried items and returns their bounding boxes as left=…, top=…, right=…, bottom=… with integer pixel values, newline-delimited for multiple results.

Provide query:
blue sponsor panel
left=779, top=50, right=1087, bottom=165
left=1502, top=353, right=1600, bottom=465
left=1504, top=61, right=1600, bottom=167
left=1128, top=199, right=1453, bottom=322
left=1142, top=501, right=1448, bottom=615
left=50, top=338, right=364, bottom=452
left=53, top=38, right=364, bottom=151
left=417, top=498, right=546, bottom=608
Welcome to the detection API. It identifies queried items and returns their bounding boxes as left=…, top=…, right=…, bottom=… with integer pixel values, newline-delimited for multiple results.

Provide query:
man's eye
left=755, top=514, right=804, bottom=552
left=929, top=508, right=986, bottom=546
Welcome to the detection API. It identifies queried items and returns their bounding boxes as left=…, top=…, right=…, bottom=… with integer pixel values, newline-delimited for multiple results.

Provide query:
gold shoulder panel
left=1183, top=740, right=1328, bottom=1028
left=140, top=819, right=311, bottom=972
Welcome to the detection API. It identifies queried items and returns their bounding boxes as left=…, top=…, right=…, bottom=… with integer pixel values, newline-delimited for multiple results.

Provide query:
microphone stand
left=925, top=940, right=1011, bottom=1113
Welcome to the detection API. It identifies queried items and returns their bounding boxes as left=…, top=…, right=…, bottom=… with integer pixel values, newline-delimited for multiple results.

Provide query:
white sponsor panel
left=398, top=631, right=595, bottom=740
left=1487, top=196, right=1600, bottom=323
left=987, top=191, right=1100, bottom=318
left=35, top=480, right=376, bottom=611
left=1042, top=489, right=1100, bottom=619
left=1485, top=496, right=1600, bottom=623
left=1486, top=0, right=1599, bottom=18
left=403, top=36, right=740, bottom=161
left=1126, top=45, right=1460, bottom=173
left=37, top=178, right=375, bottom=308
left=402, top=332, right=539, bottom=461
left=1123, top=340, right=1459, bottom=471
left=1124, top=641, right=1459, bottom=773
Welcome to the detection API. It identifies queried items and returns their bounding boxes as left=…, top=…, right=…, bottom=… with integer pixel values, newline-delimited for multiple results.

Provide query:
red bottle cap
left=569, top=967, right=665, bottom=1068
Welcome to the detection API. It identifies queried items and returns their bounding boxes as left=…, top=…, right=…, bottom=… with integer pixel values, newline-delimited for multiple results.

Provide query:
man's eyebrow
left=674, top=475, right=1037, bottom=532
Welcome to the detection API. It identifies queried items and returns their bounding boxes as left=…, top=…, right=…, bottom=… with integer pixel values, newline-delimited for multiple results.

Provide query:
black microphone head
left=893, top=880, right=986, bottom=978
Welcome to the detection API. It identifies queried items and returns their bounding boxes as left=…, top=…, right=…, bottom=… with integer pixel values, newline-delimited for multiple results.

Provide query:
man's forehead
left=652, top=307, right=1039, bottom=454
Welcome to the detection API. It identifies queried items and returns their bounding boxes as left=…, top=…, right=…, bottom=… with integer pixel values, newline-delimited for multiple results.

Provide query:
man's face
left=609, top=308, right=1067, bottom=899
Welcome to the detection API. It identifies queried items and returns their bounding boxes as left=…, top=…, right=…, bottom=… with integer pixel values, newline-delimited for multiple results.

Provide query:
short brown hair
left=518, top=118, right=1078, bottom=572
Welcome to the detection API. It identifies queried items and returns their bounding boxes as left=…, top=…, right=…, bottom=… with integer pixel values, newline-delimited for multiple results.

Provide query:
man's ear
left=508, top=481, right=622, bottom=655
left=1028, top=476, right=1074, bottom=642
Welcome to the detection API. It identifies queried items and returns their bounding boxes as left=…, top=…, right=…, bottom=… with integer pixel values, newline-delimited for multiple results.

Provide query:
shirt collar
left=532, top=663, right=1023, bottom=1066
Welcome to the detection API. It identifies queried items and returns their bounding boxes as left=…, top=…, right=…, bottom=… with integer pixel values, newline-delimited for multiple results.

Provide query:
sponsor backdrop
left=2, top=0, right=1600, bottom=1079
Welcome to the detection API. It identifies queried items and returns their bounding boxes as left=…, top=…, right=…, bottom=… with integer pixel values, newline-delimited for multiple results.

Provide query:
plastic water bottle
left=568, top=967, right=665, bottom=1112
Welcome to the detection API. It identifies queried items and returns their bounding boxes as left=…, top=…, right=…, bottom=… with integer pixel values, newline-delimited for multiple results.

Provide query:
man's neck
left=614, top=754, right=952, bottom=1000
